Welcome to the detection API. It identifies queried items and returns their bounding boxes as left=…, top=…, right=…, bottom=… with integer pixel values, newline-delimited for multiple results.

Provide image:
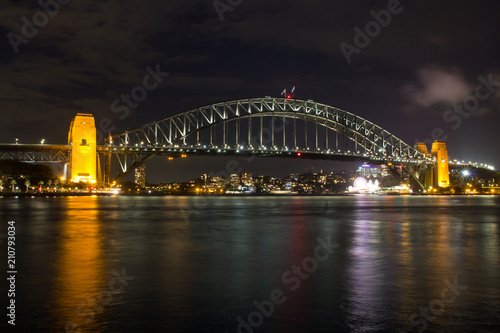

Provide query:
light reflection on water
left=0, top=195, right=499, bottom=332
left=56, top=197, right=105, bottom=331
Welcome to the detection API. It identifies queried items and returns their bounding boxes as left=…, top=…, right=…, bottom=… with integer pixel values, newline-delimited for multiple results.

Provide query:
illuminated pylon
left=68, top=113, right=97, bottom=184
left=431, top=141, right=450, bottom=188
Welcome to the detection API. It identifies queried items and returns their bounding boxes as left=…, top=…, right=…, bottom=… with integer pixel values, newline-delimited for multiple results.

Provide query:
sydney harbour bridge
left=0, top=97, right=495, bottom=190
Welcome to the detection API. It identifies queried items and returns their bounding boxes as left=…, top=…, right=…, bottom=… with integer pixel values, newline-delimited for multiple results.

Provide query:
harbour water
left=1, top=195, right=499, bottom=332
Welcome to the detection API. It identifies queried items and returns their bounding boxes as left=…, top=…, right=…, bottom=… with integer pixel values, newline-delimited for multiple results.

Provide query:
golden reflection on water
left=55, top=196, right=105, bottom=331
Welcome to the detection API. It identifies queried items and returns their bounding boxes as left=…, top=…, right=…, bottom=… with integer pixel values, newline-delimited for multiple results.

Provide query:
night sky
left=1, top=0, right=500, bottom=182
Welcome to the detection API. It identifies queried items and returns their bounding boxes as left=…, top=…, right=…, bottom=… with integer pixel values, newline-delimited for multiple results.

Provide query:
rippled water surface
left=1, top=195, right=499, bottom=332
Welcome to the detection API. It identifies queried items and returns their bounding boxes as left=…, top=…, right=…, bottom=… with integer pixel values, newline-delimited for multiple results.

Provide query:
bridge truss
left=101, top=97, right=431, bottom=185
left=0, top=145, right=70, bottom=163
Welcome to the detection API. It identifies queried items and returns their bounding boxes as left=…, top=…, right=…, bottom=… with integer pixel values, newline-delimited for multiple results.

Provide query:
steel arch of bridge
left=107, top=97, right=425, bottom=160
left=99, top=97, right=430, bottom=186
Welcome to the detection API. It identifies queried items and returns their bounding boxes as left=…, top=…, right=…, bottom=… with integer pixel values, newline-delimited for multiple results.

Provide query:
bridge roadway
left=99, top=144, right=433, bottom=164
left=1, top=142, right=494, bottom=170
left=0, top=144, right=70, bottom=163
left=0, top=143, right=434, bottom=165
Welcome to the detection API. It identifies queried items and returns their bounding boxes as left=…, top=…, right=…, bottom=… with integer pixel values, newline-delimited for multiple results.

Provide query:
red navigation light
left=287, top=95, right=292, bottom=99
left=297, top=152, right=301, bottom=156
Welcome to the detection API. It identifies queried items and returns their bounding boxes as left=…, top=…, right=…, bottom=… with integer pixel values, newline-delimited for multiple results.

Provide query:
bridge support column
left=431, top=141, right=450, bottom=188
left=97, top=155, right=101, bottom=186
left=415, top=141, right=450, bottom=190
left=68, top=113, right=97, bottom=185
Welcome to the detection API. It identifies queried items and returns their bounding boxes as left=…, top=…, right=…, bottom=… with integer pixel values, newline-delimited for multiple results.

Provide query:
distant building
left=230, top=174, right=240, bottom=186
left=135, top=165, right=146, bottom=188
left=241, top=172, right=253, bottom=186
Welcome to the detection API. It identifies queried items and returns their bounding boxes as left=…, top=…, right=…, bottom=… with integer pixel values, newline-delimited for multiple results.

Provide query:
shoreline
left=0, top=192, right=496, bottom=197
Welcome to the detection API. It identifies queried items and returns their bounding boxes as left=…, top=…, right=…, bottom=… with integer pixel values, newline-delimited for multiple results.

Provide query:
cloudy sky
left=1, top=0, right=499, bottom=181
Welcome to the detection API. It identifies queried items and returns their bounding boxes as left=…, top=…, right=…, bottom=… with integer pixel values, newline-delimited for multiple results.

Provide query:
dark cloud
left=1, top=0, right=499, bottom=180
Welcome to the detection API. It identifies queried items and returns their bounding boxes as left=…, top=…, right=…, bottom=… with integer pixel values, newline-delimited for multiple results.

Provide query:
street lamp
left=41, top=139, right=45, bottom=145
left=15, top=138, right=18, bottom=145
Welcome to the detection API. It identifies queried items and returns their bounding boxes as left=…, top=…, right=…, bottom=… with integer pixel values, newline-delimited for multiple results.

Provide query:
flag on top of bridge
left=281, top=89, right=286, bottom=96
left=291, top=86, right=295, bottom=93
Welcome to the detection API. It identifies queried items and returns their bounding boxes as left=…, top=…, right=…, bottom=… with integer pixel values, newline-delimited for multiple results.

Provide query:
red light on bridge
left=287, top=95, right=292, bottom=99
left=297, top=152, right=301, bottom=156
